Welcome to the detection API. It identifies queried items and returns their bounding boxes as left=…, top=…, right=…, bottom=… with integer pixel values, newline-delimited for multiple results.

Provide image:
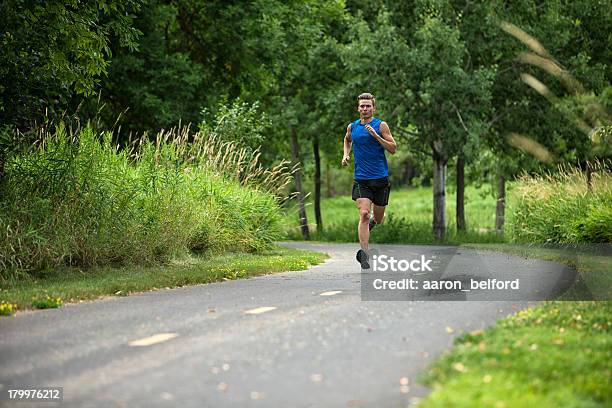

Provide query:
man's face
left=358, top=99, right=374, bottom=119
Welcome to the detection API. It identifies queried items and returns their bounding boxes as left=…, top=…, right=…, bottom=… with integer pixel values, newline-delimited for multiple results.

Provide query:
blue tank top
left=351, top=117, right=389, bottom=181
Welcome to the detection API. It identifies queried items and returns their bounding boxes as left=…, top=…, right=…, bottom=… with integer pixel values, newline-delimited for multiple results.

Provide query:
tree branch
left=452, top=103, right=470, bottom=133
left=394, top=128, right=430, bottom=156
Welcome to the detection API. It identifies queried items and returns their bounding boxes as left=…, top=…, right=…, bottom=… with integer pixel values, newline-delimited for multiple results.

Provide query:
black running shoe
left=356, top=249, right=370, bottom=269
left=369, top=216, right=377, bottom=231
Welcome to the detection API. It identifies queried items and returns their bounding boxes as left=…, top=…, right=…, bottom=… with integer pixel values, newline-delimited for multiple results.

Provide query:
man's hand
left=365, top=124, right=379, bottom=139
left=366, top=122, right=397, bottom=154
left=341, top=154, right=350, bottom=166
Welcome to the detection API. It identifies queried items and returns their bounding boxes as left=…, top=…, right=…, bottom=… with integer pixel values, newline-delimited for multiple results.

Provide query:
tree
left=435, top=0, right=612, bottom=233
left=91, top=1, right=204, bottom=134
left=251, top=0, right=346, bottom=239
left=300, top=34, right=351, bottom=233
left=342, top=6, right=493, bottom=240
left=0, top=0, right=142, bottom=129
left=0, top=0, right=142, bottom=184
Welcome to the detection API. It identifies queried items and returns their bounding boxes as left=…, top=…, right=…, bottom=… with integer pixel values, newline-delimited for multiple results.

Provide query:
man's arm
left=342, top=123, right=352, bottom=166
left=365, top=122, right=397, bottom=154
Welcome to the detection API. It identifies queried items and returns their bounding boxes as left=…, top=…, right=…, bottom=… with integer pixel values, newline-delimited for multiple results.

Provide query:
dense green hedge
left=509, top=167, right=612, bottom=244
left=0, top=126, right=285, bottom=280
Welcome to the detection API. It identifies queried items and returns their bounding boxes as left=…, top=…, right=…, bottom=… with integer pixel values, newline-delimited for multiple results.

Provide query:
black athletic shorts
left=352, top=176, right=391, bottom=206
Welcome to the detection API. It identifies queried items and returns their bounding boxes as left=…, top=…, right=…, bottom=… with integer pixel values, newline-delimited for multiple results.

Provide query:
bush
left=508, top=164, right=612, bottom=244
left=199, top=99, right=270, bottom=151
left=0, top=125, right=290, bottom=281
left=576, top=205, right=612, bottom=243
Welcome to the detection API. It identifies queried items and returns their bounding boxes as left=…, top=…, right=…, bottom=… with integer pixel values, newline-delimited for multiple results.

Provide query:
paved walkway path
left=0, top=242, right=574, bottom=407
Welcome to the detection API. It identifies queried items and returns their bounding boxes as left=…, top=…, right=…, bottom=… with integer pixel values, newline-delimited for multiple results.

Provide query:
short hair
left=357, top=92, right=375, bottom=105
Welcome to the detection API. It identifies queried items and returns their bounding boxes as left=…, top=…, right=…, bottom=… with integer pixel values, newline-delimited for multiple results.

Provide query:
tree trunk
left=586, top=161, right=593, bottom=192
left=495, top=174, right=505, bottom=234
left=433, top=157, right=447, bottom=241
left=290, top=126, right=309, bottom=240
left=403, top=160, right=415, bottom=186
left=313, top=135, right=323, bottom=232
left=325, top=162, right=333, bottom=198
left=0, top=151, right=5, bottom=184
left=456, top=156, right=466, bottom=231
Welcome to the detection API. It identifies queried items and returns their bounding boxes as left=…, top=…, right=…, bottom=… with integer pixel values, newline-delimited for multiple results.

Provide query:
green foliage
left=3, top=0, right=611, bottom=250
left=199, top=99, right=270, bottom=150
left=0, top=0, right=142, bottom=129
left=509, top=164, right=612, bottom=244
left=94, top=1, right=204, bottom=133
left=0, top=125, right=290, bottom=281
left=342, top=5, right=494, bottom=162
left=577, top=206, right=612, bottom=243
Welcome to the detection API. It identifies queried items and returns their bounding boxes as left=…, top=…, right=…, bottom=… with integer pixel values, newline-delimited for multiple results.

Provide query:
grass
left=1, top=124, right=294, bottom=280
left=418, top=244, right=611, bottom=407
left=509, top=165, right=611, bottom=244
left=283, top=184, right=511, bottom=244
left=419, top=301, right=611, bottom=407
left=0, top=246, right=328, bottom=313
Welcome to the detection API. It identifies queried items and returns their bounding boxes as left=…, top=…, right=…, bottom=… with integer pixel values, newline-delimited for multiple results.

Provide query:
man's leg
left=372, top=204, right=386, bottom=226
left=370, top=178, right=390, bottom=230
left=356, top=198, right=372, bottom=250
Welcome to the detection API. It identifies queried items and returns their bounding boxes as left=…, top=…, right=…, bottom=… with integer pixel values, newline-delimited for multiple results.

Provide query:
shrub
left=508, top=163, right=612, bottom=244
left=0, top=124, right=291, bottom=281
left=571, top=205, right=612, bottom=243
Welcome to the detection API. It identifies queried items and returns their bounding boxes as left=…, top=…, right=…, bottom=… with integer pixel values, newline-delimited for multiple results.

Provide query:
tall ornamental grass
left=0, top=125, right=293, bottom=281
left=509, top=163, right=612, bottom=244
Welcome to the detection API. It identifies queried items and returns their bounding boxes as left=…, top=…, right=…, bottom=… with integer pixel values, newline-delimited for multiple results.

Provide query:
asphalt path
left=0, top=242, right=576, bottom=408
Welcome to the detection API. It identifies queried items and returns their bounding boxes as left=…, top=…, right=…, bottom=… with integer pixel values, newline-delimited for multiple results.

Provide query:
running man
left=342, top=92, right=397, bottom=269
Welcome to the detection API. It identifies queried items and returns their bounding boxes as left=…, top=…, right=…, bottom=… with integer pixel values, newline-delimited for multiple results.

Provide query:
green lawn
left=418, top=244, right=611, bottom=407
left=284, top=184, right=512, bottom=243
left=419, top=301, right=611, bottom=407
left=0, top=246, right=328, bottom=314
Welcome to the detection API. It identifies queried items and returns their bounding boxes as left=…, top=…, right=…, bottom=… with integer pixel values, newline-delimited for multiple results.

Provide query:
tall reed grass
left=0, top=125, right=292, bottom=281
left=509, top=162, right=612, bottom=244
